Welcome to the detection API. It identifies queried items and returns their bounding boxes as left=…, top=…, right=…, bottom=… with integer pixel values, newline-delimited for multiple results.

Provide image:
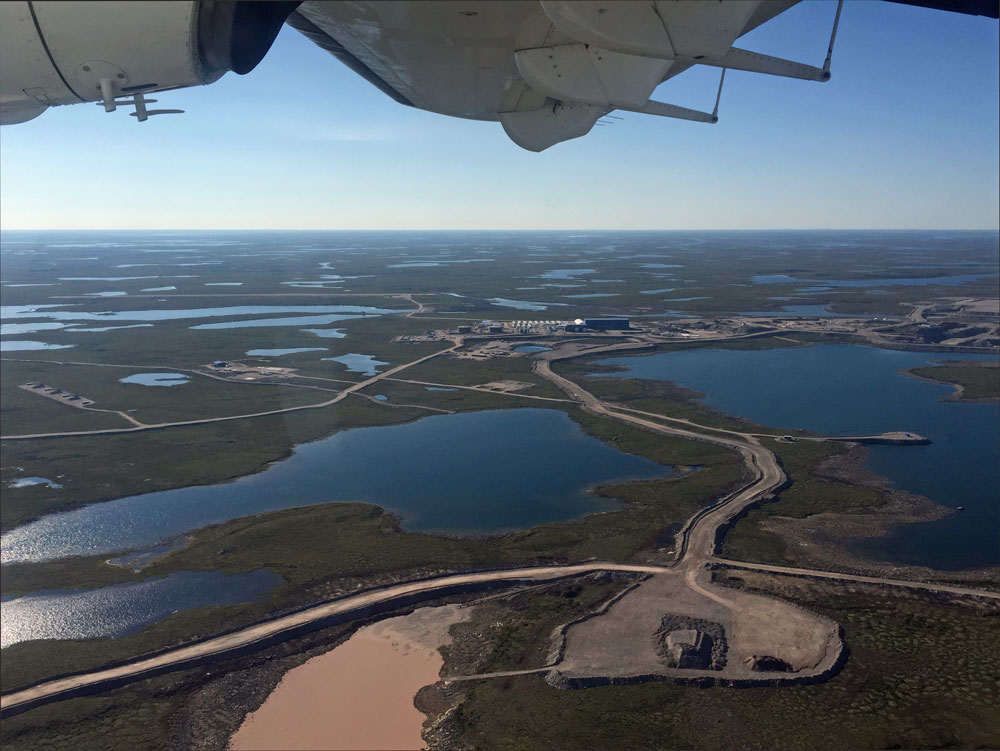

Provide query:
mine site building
left=584, top=318, right=630, bottom=330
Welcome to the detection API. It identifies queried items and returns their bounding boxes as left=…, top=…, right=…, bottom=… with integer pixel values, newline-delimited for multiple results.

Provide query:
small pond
left=323, top=353, right=389, bottom=376
left=119, top=373, right=191, bottom=387
left=537, top=269, right=596, bottom=279
left=246, top=348, right=327, bottom=357
left=8, top=477, right=62, bottom=489
left=301, top=328, right=346, bottom=339
left=490, top=298, right=567, bottom=311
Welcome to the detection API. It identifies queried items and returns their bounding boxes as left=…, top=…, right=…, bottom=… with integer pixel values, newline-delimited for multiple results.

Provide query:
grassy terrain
left=1, top=676, right=195, bottom=751
left=4, top=560, right=997, bottom=750
left=905, top=361, right=999, bottom=400
left=1, top=359, right=334, bottom=430
left=357, top=378, right=568, bottom=412
left=3, top=230, right=995, bottom=320
left=465, top=578, right=631, bottom=674
left=0, top=396, right=425, bottom=530
left=444, top=573, right=1000, bottom=750
left=0, top=382, right=130, bottom=434
left=404, top=352, right=567, bottom=399
left=1, top=402, right=742, bottom=691
left=721, top=439, right=887, bottom=566
left=2, top=231, right=996, bottom=748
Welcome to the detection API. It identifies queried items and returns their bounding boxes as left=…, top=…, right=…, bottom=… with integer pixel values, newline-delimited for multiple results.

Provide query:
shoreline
left=229, top=604, right=470, bottom=751
left=751, top=444, right=999, bottom=587
left=898, top=362, right=1000, bottom=404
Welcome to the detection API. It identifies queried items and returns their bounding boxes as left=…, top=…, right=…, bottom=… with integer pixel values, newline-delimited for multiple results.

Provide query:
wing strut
left=712, top=68, right=726, bottom=121
left=621, top=67, right=726, bottom=124
left=823, top=0, right=846, bottom=76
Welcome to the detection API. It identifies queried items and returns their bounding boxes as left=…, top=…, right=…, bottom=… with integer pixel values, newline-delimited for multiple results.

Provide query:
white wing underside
left=290, top=0, right=802, bottom=151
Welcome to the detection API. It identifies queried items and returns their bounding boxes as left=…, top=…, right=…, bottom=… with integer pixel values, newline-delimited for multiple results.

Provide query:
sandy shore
left=229, top=604, right=471, bottom=751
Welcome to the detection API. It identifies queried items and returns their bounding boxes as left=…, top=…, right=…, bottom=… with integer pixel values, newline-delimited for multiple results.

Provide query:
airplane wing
left=285, top=0, right=998, bottom=151
left=285, top=0, right=810, bottom=151
left=1, top=1, right=996, bottom=150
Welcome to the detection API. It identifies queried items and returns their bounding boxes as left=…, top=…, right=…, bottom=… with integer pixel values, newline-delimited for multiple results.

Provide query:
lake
left=0, top=408, right=674, bottom=564
left=594, top=343, right=998, bottom=570
left=0, top=341, right=74, bottom=351
left=1, top=569, right=281, bottom=647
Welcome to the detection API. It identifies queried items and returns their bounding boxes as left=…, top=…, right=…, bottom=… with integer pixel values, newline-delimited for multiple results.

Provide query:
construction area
left=395, top=296, right=998, bottom=361
left=19, top=382, right=94, bottom=407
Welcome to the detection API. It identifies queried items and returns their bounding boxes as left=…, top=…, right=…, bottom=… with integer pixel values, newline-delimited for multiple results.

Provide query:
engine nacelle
left=0, top=1, right=298, bottom=125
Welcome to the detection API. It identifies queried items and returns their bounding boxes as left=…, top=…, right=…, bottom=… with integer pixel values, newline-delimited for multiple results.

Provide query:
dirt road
left=1, top=341, right=461, bottom=441
left=0, top=562, right=662, bottom=717
left=3, top=336, right=995, bottom=716
left=533, top=354, right=786, bottom=566
left=714, top=559, right=1000, bottom=600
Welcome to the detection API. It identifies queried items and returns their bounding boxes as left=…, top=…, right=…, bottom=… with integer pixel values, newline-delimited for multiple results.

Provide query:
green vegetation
left=359, top=378, right=566, bottom=413
left=1, top=401, right=741, bottom=692
left=1, top=382, right=129, bottom=434
left=905, top=361, right=999, bottom=401
left=404, top=352, right=566, bottom=399
left=2, top=554, right=139, bottom=597
left=444, top=574, right=1000, bottom=750
left=721, top=439, right=888, bottom=565
left=2, top=233, right=996, bottom=747
left=1, top=359, right=333, bottom=430
left=1, top=678, right=192, bottom=751
left=453, top=578, right=632, bottom=675
left=4, top=570, right=997, bottom=750
left=0, top=396, right=425, bottom=530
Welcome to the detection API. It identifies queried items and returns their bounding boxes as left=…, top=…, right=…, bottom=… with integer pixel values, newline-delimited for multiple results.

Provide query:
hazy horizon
left=3, top=228, right=999, bottom=233
left=1, top=3, right=996, bottom=232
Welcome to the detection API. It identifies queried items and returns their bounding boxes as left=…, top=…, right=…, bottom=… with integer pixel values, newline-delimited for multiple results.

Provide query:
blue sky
left=1, top=1, right=997, bottom=230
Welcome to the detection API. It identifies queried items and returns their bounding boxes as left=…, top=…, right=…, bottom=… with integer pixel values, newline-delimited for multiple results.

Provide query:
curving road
left=533, top=354, right=787, bottom=566
left=3, top=336, right=995, bottom=717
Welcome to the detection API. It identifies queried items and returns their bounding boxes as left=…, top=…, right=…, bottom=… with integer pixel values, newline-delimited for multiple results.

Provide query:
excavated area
left=549, top=569, right=844, bottom=689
